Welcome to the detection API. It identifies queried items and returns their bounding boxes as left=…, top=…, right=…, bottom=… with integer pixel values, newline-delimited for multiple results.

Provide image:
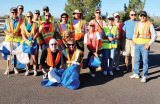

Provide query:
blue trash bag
left=0, top=46, right=10, bottom=60
left=22, top=37, right=37, bottom=55
left=88, top=56, right=101, bottom=68
left=61, top=64, right=80, bottom=90
left=41, top=68, right=65, bottom=87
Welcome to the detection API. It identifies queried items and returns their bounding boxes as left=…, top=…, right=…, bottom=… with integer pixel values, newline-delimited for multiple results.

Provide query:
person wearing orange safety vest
left=62, top=38, right=83, bottom=74
left=129, top=11, right=157, bottom=83
left=69, top=9, right=87, bottom=52
left=17, top=5, right=26, bottom=23
left=39, top=12, right=57, bottom=51
left=102, top=15, right=119, bottom=76
left=38, top=6, right=55, bottom=24
left=40, top=39, right=61, bottom=79
left=3, top=7, right=22, bottom=75
left=84, top=22, right=102, bottom=77
left=21, top=11, right=39, bottom=76
left=113, top=13, right=123, bottom=71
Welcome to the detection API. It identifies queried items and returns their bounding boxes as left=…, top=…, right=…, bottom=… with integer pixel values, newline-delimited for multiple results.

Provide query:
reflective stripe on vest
left=39, top=22, right=54, bottom=44
left=134, top=21, right=152, bottom=44
left=5, top=18, right=22, bottom=42
left=56, top=22, right=70, bottom=45
left=102, top=26, right=117, bottom=49
left=70, top=19, right=85, bottom=40
left=93, top=19, right=103, bottom=34
left=87, top=32, right=102, bottom=51
left=62, top=48, right=82, bottom=69
left=21, top=22, right=37, bottom=39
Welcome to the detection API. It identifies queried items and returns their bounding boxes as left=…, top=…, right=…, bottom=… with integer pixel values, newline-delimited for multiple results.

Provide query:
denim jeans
left=134, top=44, right=149, bottom=78
left=102, top=48, right=116, bottom=72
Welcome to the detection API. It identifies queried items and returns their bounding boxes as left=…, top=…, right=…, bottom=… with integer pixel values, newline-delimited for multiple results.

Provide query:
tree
left=122, top=0, right=146, bottom=22
left=64, top=0, right=101, bottom=22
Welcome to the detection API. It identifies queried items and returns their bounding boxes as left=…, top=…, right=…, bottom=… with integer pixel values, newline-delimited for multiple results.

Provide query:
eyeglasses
left=27, top=16, right=32, bottom=18
left=51, top=44, right=57, bottom=46
left=96, top=12, right=101, bottom=14
left=115, top=16, right=120, bottom=18
left=109, top=19, right=114, bottom=20
left=68, top=44, right=75, bottom=47
left=11, top=12, right=17, bottom=14
left=130, top=14, right=136, bottom=16
left=45, top=15, right=51, bottom=17
left=140, top=14, right=147, bottom=17
left=62, top=17, right=67, bottom=18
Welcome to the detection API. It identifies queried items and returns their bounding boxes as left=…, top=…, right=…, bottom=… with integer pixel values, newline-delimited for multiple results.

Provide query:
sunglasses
left=35, top=13, right=40, bottom=15
left=130, top=14, right=136, bottom=16
left=115, top=16, right=120, bottom=18
left=140, top=14, right=147, bottom=17
left=11, top=12, right=17, bottom=14
left=27, top=16, right=32, bottom=18
left=51, top=44, right=57, bottom=46
left=62, top=17, right=67, bottom=18
left=45, top=15, right=51, bottom=17
left=96, top=12, right=101, bottom=14
left=109, top=19, right=114, bottom=20
left=68, top=44, right=75, bottom=46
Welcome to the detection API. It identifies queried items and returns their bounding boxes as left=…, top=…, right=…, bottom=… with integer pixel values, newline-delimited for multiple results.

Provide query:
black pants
left=76, top=39, right=84, bottom=52
left=86, top=50, right=102, bottom=74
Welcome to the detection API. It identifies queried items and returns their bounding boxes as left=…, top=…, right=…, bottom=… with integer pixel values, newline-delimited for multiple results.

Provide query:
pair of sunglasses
left=27, top=16, right=32, bottom=18
left=96, top=12, right=101, bottom=14
left=130, top=14, right=136, bottom=16
left=140, top=14, right=147, bottom=17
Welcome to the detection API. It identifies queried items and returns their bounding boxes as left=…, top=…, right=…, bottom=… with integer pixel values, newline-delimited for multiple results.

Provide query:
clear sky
left=0, top=0, right=159, bottom=18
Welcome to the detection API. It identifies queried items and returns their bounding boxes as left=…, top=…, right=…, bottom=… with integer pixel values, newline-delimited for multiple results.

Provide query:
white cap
left=107, top=15, right=114, bottom=19
left=114, top=13, right=120, bottom=17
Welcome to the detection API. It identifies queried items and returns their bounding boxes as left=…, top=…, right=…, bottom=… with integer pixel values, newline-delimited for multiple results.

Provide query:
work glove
left=28, top=40, right=34, bottom=47
left=8, top=33, right=15, bottom=38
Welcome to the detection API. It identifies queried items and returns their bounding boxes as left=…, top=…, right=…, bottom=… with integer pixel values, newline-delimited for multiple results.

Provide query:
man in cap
left=40, top=39, right=61, bottom=79
left=17, top=5, right=25, bottom=23
left=39, top=6, right=55, bottom=24
left=39, top=12, right=57, bottom=51
left=129, top=11, right=157, bottom=83
left=122, top=10, right=138, bottom=72
left=69, top=9, right=86, bottom=52
left=85, top=22, right=102, bottom=77
left=114, top=13, right=123, bottom=71
left=3, top=7, right=22, bottom=75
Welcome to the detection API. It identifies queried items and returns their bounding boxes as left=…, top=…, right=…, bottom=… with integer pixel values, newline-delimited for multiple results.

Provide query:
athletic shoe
left=4, top=68, right=10, bottom=75
left=103, top=70, right=107, bottom=75
left=109, top=71, right=113, bottom=75
left=116, top=67, right=120, bottom=71
left=14, top=67, right=19, bottom=74
left=88, top=72, right=95, bottom=78
left=129, top=73, right=140, bottom=79
left=141, top=77, right=147, bottom=83
left=33, top=70, right=37, bottom=76
left=25, top=70, right=30, bottom=76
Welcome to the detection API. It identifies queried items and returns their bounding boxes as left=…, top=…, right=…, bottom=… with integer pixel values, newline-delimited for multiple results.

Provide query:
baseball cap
left=17, top=5, right=24, bottom=9
left=139, top=11, right=147, bottom=16
left=89, top=22, right=95, bottom=26
left=73, top=9, right=82, bottom=15
left=107, top=15, right=114, bottom=20
left=114, top=13, right=120, bottom=17
left=43, top=6, right=49, bottom=11
left=34, top=10, right=40, bottom=14
left=10, top=7, right=17, bottom=13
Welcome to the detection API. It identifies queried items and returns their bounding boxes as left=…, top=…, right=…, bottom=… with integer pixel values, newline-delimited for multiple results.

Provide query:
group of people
left=1, top=5, right=157, bottom=89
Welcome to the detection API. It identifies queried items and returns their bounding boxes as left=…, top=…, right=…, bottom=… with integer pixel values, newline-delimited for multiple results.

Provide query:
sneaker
left=116, top=67, right=120, bottom=71
left=88, top=72, right=95, bottom=78
left=124, top=67, right=128, bottom=72
left=109, top=71, right=113, bottom=75
left=25, top=70, right=30, bottom=76
left=129, top=73, right=140, bottom=79
left=141, top=77, right=147, bottom=83
left=14, top=67, right=19, bottom=74
left=103, top=70, right=107, bottom=75
left=4, top=68, right=10, bottom=75
left=33, top=70, right=37, bottom=76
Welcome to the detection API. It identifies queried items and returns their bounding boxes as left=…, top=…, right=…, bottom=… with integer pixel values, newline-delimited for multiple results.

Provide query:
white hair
left=49, top=39, right=57, bottom=45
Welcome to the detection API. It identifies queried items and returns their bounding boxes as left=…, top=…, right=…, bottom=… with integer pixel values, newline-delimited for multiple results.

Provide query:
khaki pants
left=122, top=39, right=135, bottom=57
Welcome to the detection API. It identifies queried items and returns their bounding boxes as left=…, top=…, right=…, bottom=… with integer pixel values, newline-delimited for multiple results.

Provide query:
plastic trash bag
left=88, top=56, right=101, bottom=68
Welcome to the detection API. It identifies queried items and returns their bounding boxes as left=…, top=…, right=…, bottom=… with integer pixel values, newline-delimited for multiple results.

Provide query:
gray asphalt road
left=0, top=37, right=160, bottom=104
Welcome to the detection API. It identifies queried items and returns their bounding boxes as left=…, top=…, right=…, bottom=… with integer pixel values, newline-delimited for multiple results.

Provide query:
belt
left=126, top=38, right=132, bottom=40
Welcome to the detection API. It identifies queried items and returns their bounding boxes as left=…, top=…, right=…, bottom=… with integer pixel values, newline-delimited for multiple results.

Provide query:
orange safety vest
left=70, top=19, right=86, bottom=40
left=87, top=31, right=102, bottom=51
left=5, top=18, right=22, bottom=42
left=46, top=48, right=61, bottom=68
left=62, top=48, right=83, bottom=69
left=20, top=22, right=38, bottom=39
left=39, top=22, right=55, bottom=44
left=56, top=22, right=70, bottom=46
left=93, top=19, right=103, bottom=34
left=118, top=22, right=123, bottom=39
left=134, top=21, right=152, bottom=44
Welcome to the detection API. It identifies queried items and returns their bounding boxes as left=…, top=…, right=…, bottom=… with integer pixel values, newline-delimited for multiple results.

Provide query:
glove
left=49, top=67, right=54, bottom=71
left=8, top=33, right=15, bottom=38
left=28, top=40, right=34, bottom=47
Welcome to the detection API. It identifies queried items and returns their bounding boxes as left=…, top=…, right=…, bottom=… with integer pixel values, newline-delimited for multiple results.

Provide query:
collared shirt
left=4, top=17, right=19, bottom=31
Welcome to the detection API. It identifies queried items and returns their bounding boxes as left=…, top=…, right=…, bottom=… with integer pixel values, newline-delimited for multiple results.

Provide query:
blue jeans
left=102, top=48, right=116, bottom=72
left=134, top=44, right=149, bottom=78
